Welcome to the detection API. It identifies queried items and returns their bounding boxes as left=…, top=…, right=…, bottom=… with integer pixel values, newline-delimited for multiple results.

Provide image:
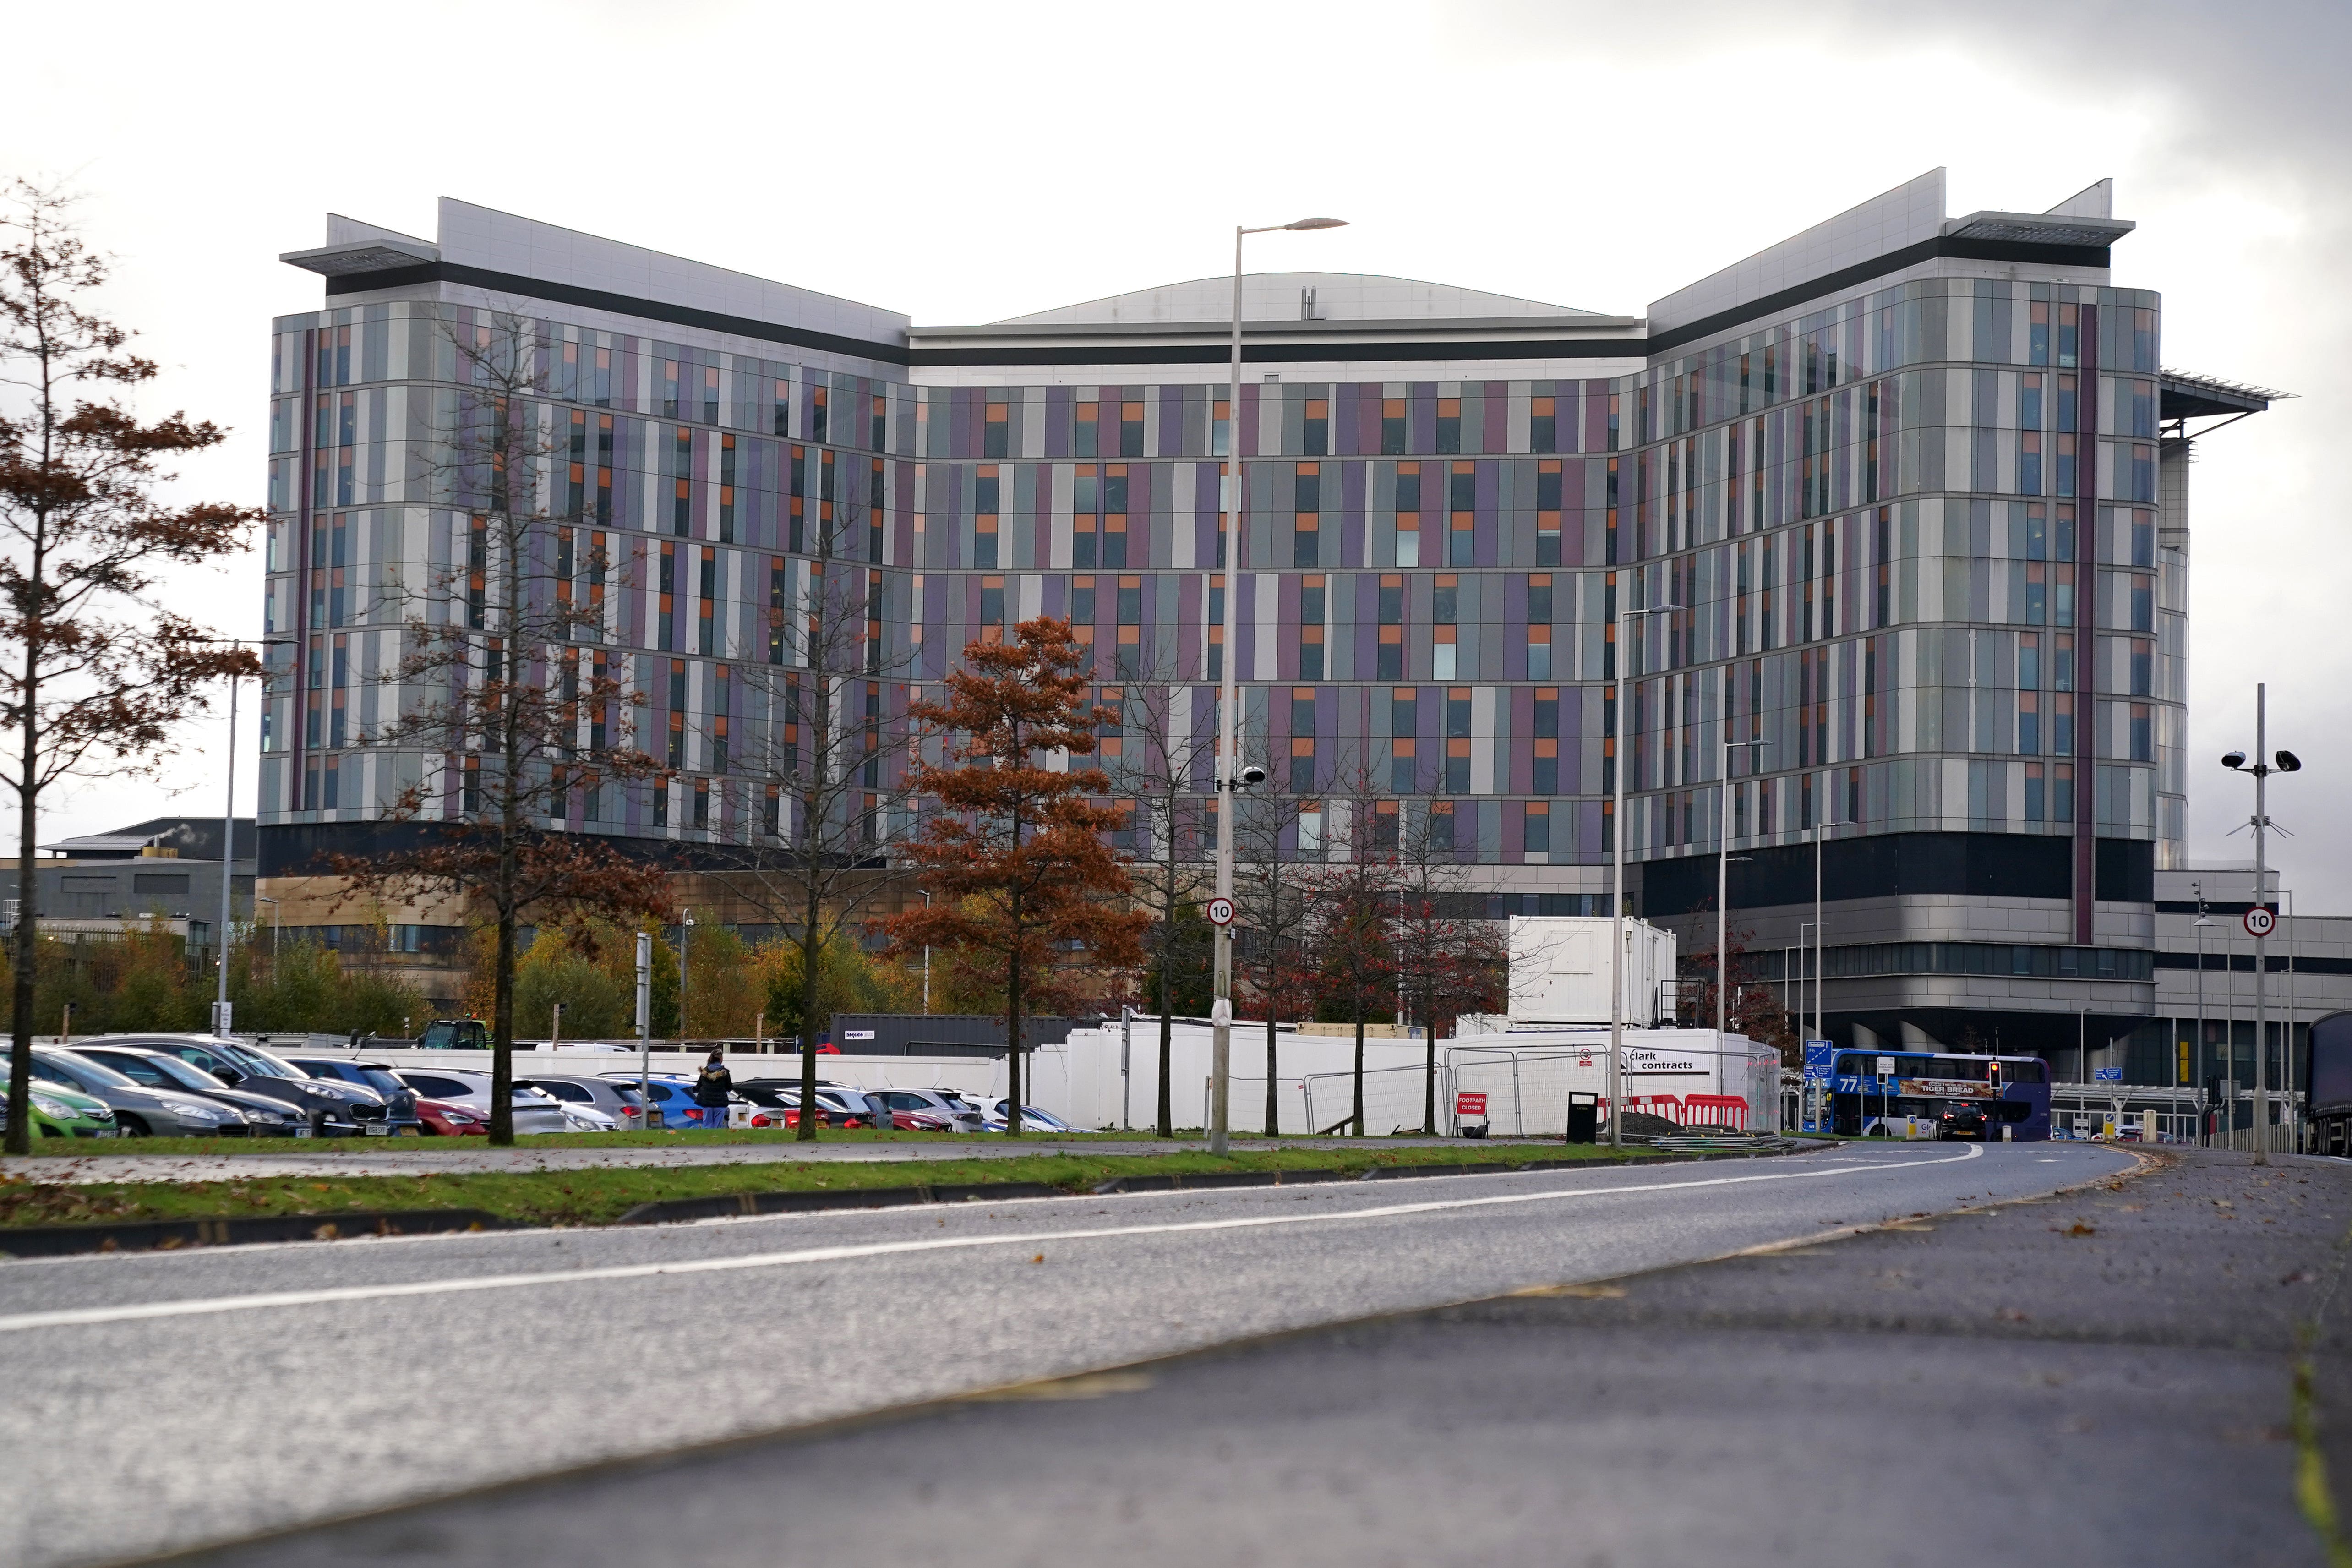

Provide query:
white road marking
left=0, top=1146, right=1994, bottom=1335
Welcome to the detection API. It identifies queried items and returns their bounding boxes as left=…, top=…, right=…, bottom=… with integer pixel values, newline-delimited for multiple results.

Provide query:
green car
left=0, top=1071, right=119, bottom=1139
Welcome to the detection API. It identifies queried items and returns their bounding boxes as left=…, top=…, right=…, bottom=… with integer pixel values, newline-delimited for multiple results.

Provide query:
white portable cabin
left=1505, top=915, right=1677, bottom=1026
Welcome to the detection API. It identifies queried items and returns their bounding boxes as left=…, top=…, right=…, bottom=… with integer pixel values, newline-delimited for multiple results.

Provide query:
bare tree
left=714, top=486, right=920, bottom=1139
left=1294, top=760, right=1396, bottom=1137
left=1231, top=758, right=1311, bottom=1137
left=333, top=303, right=668, bottom=1142
left=1100, top=668, right=1216, bottom=1138
left=0, top=183, right=256, bottom=1154
left=1389, top=798, right=1508, bottom=1133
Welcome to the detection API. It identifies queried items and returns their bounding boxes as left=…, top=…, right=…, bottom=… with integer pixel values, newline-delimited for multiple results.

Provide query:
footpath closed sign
left=1456, top=1093, right=1488, bottom=1119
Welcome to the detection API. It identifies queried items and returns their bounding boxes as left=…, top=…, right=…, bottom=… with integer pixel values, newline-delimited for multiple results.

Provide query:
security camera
left=1239, top=764, right=1268, bottom=788
left=2221, top=751, right=2247, bottom=770
left=2276, top=750, right=2303, bottom=773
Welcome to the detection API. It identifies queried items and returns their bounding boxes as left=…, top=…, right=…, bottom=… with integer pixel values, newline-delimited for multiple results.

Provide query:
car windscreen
left=530, top=1080, right=592, bottom=1103
left=101, top=1053, right=224, bottom=1093
left=353, top=1068, right=405, bottom=1094
left=82, top=1052, right=174, bottom=1087
left=41, top=1051, right=138, bottom=1090
left=403, top=1074, right=478, bottom=1099
left=219, top=1042, right=303, bottom=1079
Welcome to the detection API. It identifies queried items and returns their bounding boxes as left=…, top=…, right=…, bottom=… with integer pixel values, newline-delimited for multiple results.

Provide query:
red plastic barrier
left=1680, top=1095, right=1749, bottom=1129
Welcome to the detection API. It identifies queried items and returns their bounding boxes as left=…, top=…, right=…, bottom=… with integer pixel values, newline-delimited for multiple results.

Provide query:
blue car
left=601, top=1072, right=733, bottom=1129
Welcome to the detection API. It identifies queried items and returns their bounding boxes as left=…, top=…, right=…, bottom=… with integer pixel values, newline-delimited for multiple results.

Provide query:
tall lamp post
left=202, top=635, right=292, bottom=1038
left=1716, top=673, right=1769, bottom=1035
left=1210, top=214, right=1347, bottom=1156
left=2222, top=683, right=2300, bottom=1164
left=1607, top=596, right=1680, bottom=1146
left=2192, top=882, right=2212, bottom=1145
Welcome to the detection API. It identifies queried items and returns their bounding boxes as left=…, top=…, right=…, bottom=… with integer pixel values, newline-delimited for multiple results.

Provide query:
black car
left=285, top=1057, right=425, bottom=1135
left=1938, top=1101, right=1991, bottom=1140
left=99, top=1035, right=392, bottom=1136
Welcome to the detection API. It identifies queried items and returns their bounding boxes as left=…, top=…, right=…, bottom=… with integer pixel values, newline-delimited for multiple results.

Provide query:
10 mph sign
left=2245, top=906, right=2276, bottom=939
left=1205, top=897, right=1235, bottom=926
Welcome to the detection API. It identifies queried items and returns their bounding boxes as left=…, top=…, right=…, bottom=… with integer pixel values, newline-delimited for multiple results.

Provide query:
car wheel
left=117, top=1115, right=152, bottom=1137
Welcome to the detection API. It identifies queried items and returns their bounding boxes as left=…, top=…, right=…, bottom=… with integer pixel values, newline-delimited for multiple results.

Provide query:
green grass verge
left=5, top=1125, right=1468, bottom=1158
left=0, top=1142, right=1642, bottom=1231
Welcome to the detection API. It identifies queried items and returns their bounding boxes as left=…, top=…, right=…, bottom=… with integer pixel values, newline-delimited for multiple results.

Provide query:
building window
left=984, top=401, right=1009, bottom=459
left=1533, top=687, right=1559, bottom=795
left=1430, top=799, right=1456, bottom=852
left=1436, top=398, right=1461, bottom=454
left=2130, top=702, right=2153, bottom=761
left=1119, top=401, right=1144, bottom=458
left=1303, top=399, right=1327, bottom=457
left=2129, top=638, right=2153, bottom=696
left=1395, top=461, right=1421, bottom=566
left=1103, top=466, right=1129, bottom=568
left=1382, top=398, right=1407, bottom=456
left=1536, top=459, right=1562, bottom=565
left=1531, top=396, right=1556, bottom=455
left=1523, top=801, right=1550, bottom=855
left=2019, top=690, right=2040, bottom=755
left=1075, top=401, right=1098, bottom=459
left=1290, top=735, right=1315, bottom=793
left=1449, top=461, right=1476, bottom=565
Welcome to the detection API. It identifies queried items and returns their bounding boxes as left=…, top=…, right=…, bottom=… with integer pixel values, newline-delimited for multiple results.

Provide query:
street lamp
left=2221, top=684, right=2299, bottom=1164
left=1608, top=596, right=1681, bottom=1147
left=1716, top=686, right=1770, bottom=1036
left=1211, top=214, right=1348, bottom=1158
left=196, top=634, right=293, bottom=1038
left=2193, top=882, right=2213, bottom=1145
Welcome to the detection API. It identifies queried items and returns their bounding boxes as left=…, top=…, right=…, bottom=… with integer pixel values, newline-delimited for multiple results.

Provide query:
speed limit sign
left=1205, top=896, right=1235, bottom=927
left=2245, top=905, right=2276, bottom=939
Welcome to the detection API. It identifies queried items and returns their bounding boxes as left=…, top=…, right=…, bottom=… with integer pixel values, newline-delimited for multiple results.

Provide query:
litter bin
left=1565, top=1091, right=1599, bottom=1144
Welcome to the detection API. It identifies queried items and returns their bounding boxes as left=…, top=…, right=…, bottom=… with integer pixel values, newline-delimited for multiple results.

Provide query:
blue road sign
left=2093, top=1066, right=2123, bottom=1082
left=1802, top=1040, right=1836, bottom=1079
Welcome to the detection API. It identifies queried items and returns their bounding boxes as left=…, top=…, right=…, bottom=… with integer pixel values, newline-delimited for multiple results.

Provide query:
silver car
left=391, top=1069, right=575, bottom=1135
left=869, top=1087, right=987, bottom=1132
left=25, top=1048, right=254, bottom=1138
left=523, top=1074, right=646, bottom=1130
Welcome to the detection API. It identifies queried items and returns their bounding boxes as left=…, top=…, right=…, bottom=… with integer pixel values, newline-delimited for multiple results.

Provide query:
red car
left=415, top=1098, right=488, bottom=1136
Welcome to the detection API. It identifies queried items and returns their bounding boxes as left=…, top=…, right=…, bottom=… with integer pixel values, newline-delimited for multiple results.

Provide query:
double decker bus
left=1829, top=1051, right=2050, bottom=1140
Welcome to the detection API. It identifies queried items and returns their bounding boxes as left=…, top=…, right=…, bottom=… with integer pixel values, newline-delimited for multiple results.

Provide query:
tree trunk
left=1352, top=997, right=1365, bottom=1138
left=797, top=910, right=821, bottom=1142
left=1264, top=1015, right=1280, bottom=1138
left=1422, top=1024, right=1436, bottom=1136
left=1155, top=953, right=1173, bottom=1138
left=5, top=637, right=38, bottom=1156
left=1004, top=931, right=1023, bottom=1138
left=490, top=896, right=515, bottom=1145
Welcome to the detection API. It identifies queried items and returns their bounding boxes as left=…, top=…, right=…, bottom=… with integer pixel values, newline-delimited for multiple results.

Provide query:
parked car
left=0, top=1069, right=118, bottom=1138
left=284, top=1058, right=425, bottom=1136
left=414, top=1098, right=487, bottom=1136
left=71, top=1045, right=310, bottom=1137
left=103, top=1035, right=392, bottom=1136
left=520, top=1074, right=646, bottom=1131
left=976, top=1100, right=1095, bottom=1134
left=869, top=1087, right=986, bottom=1132
left=732, top=1079, right=874, bottom=1128
left=24, top=1048, right=255, bottom=1138
left=600, top=1072, right=742, bottom=1130
left=387, top=1069, right=573, bottom=1136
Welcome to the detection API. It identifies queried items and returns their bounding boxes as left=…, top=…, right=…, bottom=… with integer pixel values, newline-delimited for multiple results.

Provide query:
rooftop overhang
left=279, top=237, right=442, bottom=277
left=1940, top=210, right=2136, bottom=248
left=2159, top=371, right=2279, bottom=421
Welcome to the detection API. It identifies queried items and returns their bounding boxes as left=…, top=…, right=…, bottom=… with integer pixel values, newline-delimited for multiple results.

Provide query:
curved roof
left=997, top=271, right=1596, bottom=328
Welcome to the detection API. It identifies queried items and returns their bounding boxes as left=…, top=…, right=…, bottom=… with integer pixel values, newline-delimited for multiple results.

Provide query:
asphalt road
left=0, top=1140, right=2125, bottom=1568
left=171, top=1146, right=2341, bottom=1568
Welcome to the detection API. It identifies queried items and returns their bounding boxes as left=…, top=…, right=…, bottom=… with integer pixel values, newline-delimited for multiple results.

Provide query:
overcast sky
left=1, top=0, right=2341, bottom=907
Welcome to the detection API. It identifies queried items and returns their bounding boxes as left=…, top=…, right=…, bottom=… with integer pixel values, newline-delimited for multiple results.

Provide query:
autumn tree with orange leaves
left=0, top=183, right=259, bottom=1154
left=884, top=617, right=1145, bottom=1136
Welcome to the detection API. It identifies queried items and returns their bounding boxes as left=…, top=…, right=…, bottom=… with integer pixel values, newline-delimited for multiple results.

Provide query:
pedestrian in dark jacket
left=692, top=1050, right=733, bottom=1126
